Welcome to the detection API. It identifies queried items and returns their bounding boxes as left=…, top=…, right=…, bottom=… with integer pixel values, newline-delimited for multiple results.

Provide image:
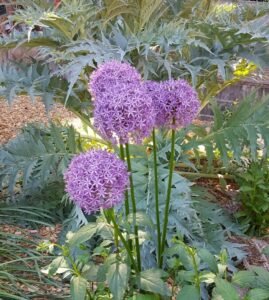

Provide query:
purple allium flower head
left=89, top=60, right=142, bottom=98
left=64, top=150, right=129, bottom=215
left=93, top=83, right=156, bottom=144
left=144, top=79, right=200, bottom=129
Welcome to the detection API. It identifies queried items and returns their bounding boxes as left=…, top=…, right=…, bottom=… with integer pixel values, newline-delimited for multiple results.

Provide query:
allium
left=89, top=60, right=142, bottom=98
left=64, top=150, right=129, bottom=215
left=93, top=84, right=156, bottom=144
left=144, top=79, right=200, bottom=129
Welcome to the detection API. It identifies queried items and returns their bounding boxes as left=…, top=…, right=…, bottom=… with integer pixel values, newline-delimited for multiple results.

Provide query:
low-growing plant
left=235, top=161, right=269, bottom=235
left=42, top=229, right=269, bottom=300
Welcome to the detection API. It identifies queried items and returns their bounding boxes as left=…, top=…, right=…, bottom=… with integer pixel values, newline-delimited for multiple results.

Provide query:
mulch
left=0, top=96, right=74, bottom=144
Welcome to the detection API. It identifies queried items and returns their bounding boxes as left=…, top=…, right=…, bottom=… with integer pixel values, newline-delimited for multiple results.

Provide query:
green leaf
left=213, top=278, right=240, bottom=300
left=177, top=285, right=200, bottom=300
left=81, top=263, right=100, bottom=282
left=198, top=248, right=218, bottom=274
left=71, top=276, right=88, bottom=300
left=106, top=262, right=130, bottom=300
left=232, top=271, right=256, bottom=288
left=247, top=288, right=269, bottom=300
left=138, top=269, right=171, bottom=296
left=262, top=246, right=269, bottom=257
left=128, top=295, right=159, bottom=300
left=68, top=223, right=97, bottom=246
left=47, top=256, right=66, bottom=276
left=251, top=266, right=269, bottom=290
left=127, top=211, right=154, bottom=228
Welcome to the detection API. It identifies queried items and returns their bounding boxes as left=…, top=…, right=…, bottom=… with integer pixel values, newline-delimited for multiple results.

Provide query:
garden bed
left=0, top=96, right=74, bottom=144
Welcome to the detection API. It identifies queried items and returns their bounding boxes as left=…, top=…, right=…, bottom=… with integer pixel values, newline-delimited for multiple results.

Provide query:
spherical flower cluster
left=145, top=79, right=200, bottom=129
left=144, top=80, right=168, bottom=128
left=89, top=60, right=155, bottom=144
left=64, top=150, right=129, bottom=215
left=94, top=84, right=156, bottom=144
left=89, top=60, right=142, bottom=98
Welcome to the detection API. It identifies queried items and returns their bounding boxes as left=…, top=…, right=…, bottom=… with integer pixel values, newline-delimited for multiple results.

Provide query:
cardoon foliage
left=64, top=150, right=129, bottom=214
left=89, top=60, right=155, bottom=144
left=89, top=60, right=142, bottom=98
left=145, top=79, right=200, bottom=128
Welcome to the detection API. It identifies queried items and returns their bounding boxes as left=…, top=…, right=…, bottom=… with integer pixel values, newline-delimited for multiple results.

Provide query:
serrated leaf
left=247, top=288, right=269, bottom=300
left=198, top=248, right=218, bottom=274
left=47, top=256, right=66, bottom=276
left=68, top=223, right=97, bottom=246
left=232, top=271, right=256, bottom=288
left=107, top=262, right=130, bottom=300
left=137, top=269, right=171, bottom=296
left=251, top=266, right=269, bottom=290
left=213, top=278, right=240, bottom=300
left=177, top=285, right=200, bottom=300
left=71, top=276, right=87, bottom=300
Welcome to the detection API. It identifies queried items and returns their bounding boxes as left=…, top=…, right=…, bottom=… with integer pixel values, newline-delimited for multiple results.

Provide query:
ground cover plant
left=1, top=0, right=269, bottom=299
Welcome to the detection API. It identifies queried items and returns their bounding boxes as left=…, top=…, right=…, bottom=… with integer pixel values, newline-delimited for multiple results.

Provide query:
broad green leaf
left=81, top=263, right=100, bottom=281
left=251, top=266, right=269, bottom=290
left=71, top=276, right=88, bottom=300
left=128, top=295, right=159, bottom=300
left=262, top=246, right=269, bottom=257
left=198, top=248, right=218, bottom=274
left=248, top=288, right=269, bottom=300
left=127, top=211, right=154, bottom=228
left=47, top=256, right=66, bottom=276
left=138, top=269, right=171, bottom=296
left=232, top=271, right=256, bottom=288
left=68, top=223, right=97, bottom=246
left=213, top=278, right=240, bottom=300
left=107, top=262, right=130, bottom=300
left=177, top=285, right=200, bottom=300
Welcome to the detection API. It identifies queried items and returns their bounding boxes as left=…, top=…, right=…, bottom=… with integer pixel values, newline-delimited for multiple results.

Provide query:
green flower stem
left=152, top=129, right=161, bottom=267
left=125, top=143, right=142, bottom=272
left=119, top=144, right=132, bottom=251
left=120, top=144, right=130, bottom=217
left=103, top=209, right=118, bottom=251
left=108, top=208, right=139, bottom=273
left=160, top=127, right=176, bottom=267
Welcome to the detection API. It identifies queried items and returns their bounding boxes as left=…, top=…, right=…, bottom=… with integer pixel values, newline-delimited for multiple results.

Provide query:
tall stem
left=152, top=129, right=161, bottom=267
left=107, top=209, right=139, bottom=273
left=119, top=144, right=132, bottom=251
left=125, top=143, right=141, bottom=272
left=120, top=144, right=130, bottom=217
left=160, top=127, right=176, bottom=267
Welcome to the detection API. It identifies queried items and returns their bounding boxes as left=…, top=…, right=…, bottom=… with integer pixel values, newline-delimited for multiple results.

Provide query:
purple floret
left=89, top=60, right=142, bottom=98
left=64, top=150, right=129, bottom=215
left=89, top=60, right=155, bottom=144
left=144, top=79, right=200, bottom=129
left=93, top=84, right=155, bottom=144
